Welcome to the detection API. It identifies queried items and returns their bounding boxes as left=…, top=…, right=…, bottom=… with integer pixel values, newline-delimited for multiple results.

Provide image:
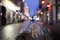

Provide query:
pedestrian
left=1, top=5, right=6, bottom=26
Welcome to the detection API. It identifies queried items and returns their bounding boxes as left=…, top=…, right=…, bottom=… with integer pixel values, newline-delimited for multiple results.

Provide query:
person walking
left=1, top=5, right=6, bottom=26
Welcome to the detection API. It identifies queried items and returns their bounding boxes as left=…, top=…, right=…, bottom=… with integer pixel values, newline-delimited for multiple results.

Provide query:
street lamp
left=46, top=3, right=52, bottom=11
left=41, top=0, right=45, bottom=4
left=47, top=3, right=51, bottom=8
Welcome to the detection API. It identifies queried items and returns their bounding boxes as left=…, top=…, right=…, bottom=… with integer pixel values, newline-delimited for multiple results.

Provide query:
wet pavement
left=0, top=21, right=54, bottom=40
left=1, top=21, right=32, bottom=40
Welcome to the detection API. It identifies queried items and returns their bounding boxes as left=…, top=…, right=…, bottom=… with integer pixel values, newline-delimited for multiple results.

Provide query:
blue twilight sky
left=25, top=0, right=39, bottom=17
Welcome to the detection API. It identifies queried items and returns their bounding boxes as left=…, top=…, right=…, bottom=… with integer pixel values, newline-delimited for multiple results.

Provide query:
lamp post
left=41, top=0, right=45, bottom=22
left=55, top=0, right=58, bottom=23
left=47, top=3, right=52, bottom=24
left=47, top=2, right=53, bottom=24
left=41, top=0, right=46, bottom=22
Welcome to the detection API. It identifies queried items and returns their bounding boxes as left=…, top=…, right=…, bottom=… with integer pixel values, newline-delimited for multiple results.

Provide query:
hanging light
left=41, top=0, right=45, bottom=4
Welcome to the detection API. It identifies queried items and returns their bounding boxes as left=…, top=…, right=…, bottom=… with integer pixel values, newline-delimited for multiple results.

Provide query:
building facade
left=38, top=0, right=60, bottom=24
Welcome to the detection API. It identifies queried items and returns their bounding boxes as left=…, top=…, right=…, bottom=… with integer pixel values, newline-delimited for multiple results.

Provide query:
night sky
left=25, top=0, right=39, bottom=17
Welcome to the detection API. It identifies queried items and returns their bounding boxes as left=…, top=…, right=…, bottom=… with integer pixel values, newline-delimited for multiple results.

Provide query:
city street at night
left=0, top=21, right=54, bottom=40
left=0, top=21, right=45, bottom=40
left=0, top=0, right=60, bottom=40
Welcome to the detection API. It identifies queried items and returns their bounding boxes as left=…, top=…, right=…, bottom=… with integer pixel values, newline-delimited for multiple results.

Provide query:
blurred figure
left=1, top=6, right=6, bottom=26
left=31, top=16, right=35, bottom=22
left=16, top=31, right=33, bottom=40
